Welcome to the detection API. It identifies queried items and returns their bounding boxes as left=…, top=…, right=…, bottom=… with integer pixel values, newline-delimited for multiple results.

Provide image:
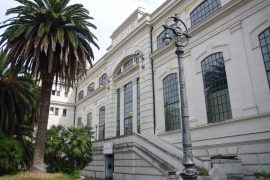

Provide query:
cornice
left=50, top=100, right=75, bottom=107
left=110, top=7, right=146, bottom=39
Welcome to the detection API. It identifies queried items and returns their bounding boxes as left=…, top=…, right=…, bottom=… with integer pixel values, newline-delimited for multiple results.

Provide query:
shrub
left=45, top=125, right=93, bottom=174
left=0, top=135, right=23, bottom=175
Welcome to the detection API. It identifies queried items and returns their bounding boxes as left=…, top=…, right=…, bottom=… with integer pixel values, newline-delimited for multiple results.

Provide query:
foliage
left=0, top=0, right=99, bottom=86
left=15, top=125, right=35, bottom=170
left=0, top=0, right=99, bottom=169
left=255, top=171, right=270, bottom=178
left=45, top=125, right=93, bottom=174
left=0, top=133, right=23, bottom=175
left=0, top=172, right=79, bottom=180
left=0, top=50, right=40, bottom=136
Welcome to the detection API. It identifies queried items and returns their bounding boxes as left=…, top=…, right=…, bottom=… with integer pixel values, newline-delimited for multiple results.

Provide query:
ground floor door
left=105, top=154, right=114, bottom=180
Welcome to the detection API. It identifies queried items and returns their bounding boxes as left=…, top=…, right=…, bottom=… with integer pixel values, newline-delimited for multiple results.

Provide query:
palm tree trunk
left=32, top=72, right=54, bottom=171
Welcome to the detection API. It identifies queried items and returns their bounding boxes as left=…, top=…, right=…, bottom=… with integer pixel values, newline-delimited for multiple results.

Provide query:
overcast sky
left=0, top=0, right=166, bottom=62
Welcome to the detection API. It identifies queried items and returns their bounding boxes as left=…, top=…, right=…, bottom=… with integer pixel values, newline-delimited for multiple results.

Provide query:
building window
left=87, top=82, right=95, bottom=95
left=77, top=117, right=82, bottom=126
left=163, top=73, right=181, bottom=131
left=137, top=78, right=141, bottom=133
left=157, top=23, right=176, bottom=49
left=87, top=112, right=92, bottom=128
left=49, top=107, right=54, bottom=115
left=201, top=52, right=232, bottom=123
left=123, top=59, right=133, bottom=71
left=63, top=109, right=67, bottom=117
left=124, top=82, right=133, bottom=134
left=64, top=91, right=68, bottom=97
left=56, top=90, right=60, bottom=96
left=55, top=108, right=59, bottom=116
left=78, top=90, right=84, bottom=101
left=99, top=106, right=105, bottom=140
left=259, top=27, right=270, bottom=88
left=190, top=0, right=221, bottom=26
left=51, top=90, right=56, bottom=95
left=116, top=89, right=120, bottom=136
left=99, top=73, right=107, bottom=85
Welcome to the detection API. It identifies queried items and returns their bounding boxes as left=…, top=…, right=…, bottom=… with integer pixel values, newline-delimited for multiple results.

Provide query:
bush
left=0, top=135, right=23, bottom=175
left=45, top=125, right=93, bottom=174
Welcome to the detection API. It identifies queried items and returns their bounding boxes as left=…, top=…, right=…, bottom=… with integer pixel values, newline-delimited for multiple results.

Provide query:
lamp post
left=162, top=15, right=197, bottom=179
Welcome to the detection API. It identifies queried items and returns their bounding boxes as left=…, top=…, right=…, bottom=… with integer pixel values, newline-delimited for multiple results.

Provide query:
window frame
left=259, top=27, right=270, bottom=88
left=190, top=0, right=221, bottom=26
left=201, top=52, right=232, bottom=123
left=163, top=73, right=181, bottom=131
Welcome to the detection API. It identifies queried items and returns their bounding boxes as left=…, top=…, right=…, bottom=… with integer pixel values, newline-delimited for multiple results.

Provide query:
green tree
left=0, top=0, right=99, bottom=171
left=0, top=51, right=40, bottom=136
left=45, top=125, right=93, bottom=174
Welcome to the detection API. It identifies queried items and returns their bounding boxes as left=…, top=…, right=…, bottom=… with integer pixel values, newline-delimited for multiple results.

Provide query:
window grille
left=99, top=106, right=105, bottom=140
left=201, top=52, right=232, bottom=123
left=190, top=0, right=221, bottom=26
left=124, top=82, right=133, bottom=134
left=163, top=73, right=181, bottom=131
left=259, top=27, right=270, bottom=88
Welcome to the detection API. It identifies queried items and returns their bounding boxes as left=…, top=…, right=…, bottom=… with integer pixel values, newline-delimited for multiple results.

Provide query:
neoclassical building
left=50, top=0, right=270, bottom=179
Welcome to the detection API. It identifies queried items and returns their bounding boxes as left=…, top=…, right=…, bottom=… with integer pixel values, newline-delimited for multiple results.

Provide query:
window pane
left=259, top=27, right=270, bottom=88
left=163, top=73, right=181, bottom=131
left=116, top=89, right=120, bottom=136
left=124, top=82, right=133, bottom=134
left=99, top=107, right=105, bottom=140
left=201, top=52, right=232, bottom=123
left=190, top=0, right=221, bottom=26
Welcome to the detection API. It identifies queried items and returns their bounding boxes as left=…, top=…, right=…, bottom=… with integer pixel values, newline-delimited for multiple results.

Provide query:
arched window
left=78, top=90, right=84, bottom=101
left=123, top=58, right=133, bottom=71
left=190, top=0, right=221, bottom=26
left=124, top=82, right=133, bottom=134
left=201, top=52, right=232, bottom=123
left=87, top=82, right=95, bottom=95
left=157, top=23, right=176, bottom=49
left=99, top=106, right=105, bottom=140
left=163, top=73, right=181, bottom=131
left=259, top=27, right=270, bottom=88
left=99, top=73, right=107, bottom=85
left=87, top=112, right=92, bottom=128
left=77, top=117, right=82, bottom=127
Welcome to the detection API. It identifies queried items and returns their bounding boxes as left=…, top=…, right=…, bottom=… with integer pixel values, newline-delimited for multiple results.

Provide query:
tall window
left=157, top=23, right=176, bottom=49
left=87, top=82, right=95, bottom=95
left=163, top=73, right=181, bottom=131
left=116, top=89, right=120, bottom=136
left=87, top=112, right=92, bottom=128
left=123, top=59, right=133, bottom=71
left=78, top=90, right=84, bottom=101
left=201, top=52, right=232, bottom=123
left=62, top=109, right=67, bottom=117
left=77, top=117, right=82, bottom=126
left=124, top=82, right=133, bottom=134
left=137, top=78, right=141, bottom=133
left=190, top=0, right=221, bottom=26
left=259, top=27, right=270, bottom=88
left=99, top=73, right=107, bottom=85
left=99, top=106, right=105, bottom=140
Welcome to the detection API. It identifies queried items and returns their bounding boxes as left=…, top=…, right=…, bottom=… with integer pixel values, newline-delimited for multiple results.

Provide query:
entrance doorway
left=105, top=154, right=114, bottom=180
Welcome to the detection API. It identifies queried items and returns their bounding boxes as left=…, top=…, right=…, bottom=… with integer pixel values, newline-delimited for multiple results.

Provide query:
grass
left=0, top=172, right=80, bottom=180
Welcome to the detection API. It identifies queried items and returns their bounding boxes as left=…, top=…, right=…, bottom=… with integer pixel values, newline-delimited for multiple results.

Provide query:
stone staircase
left=81, top=133, right=209, bottom=180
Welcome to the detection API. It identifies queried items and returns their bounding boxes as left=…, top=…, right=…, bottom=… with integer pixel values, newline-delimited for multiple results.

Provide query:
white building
left=47, top=83, right=76, bottom=128
left=51, top=0, right=270, bottom=179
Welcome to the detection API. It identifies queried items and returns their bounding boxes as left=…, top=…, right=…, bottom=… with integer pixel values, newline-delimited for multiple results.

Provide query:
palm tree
left=0, top=50, right=40, bottom=136
left=0, top=0, right=99, bottom=171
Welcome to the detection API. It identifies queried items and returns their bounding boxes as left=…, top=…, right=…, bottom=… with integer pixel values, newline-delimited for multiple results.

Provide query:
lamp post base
left=181, top=167, right=197, bottom=180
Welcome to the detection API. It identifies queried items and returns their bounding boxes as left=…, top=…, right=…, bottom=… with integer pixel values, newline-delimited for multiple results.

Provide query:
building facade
left=51, top=0, right=270, bottom=179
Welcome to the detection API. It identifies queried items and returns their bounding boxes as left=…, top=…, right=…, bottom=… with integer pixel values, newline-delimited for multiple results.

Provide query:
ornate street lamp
left=162, top=15, right=197, bottom=179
